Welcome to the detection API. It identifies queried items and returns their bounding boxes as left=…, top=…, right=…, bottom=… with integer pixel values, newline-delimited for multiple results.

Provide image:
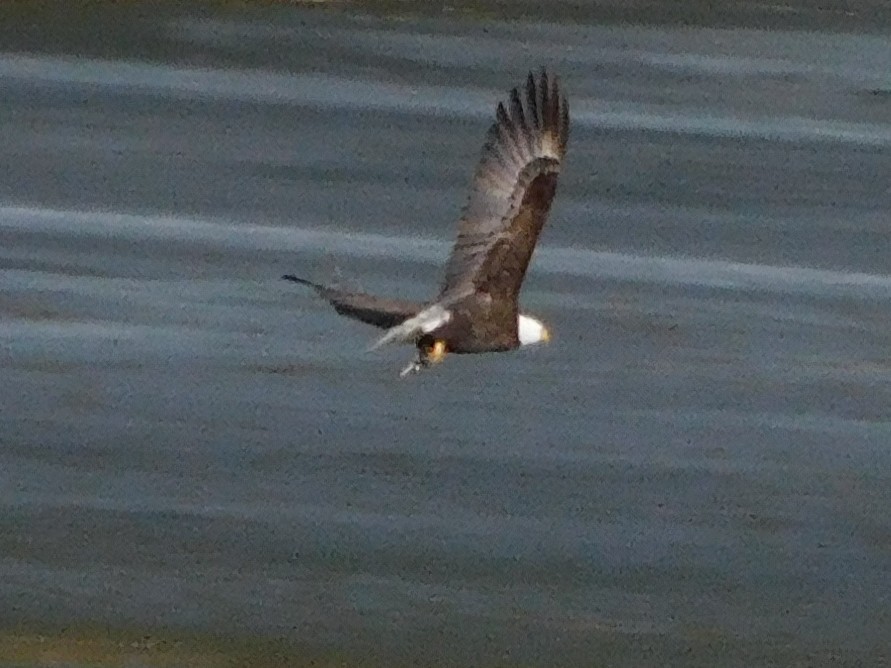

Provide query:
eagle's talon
left=426, top=340, right=447, bottom=364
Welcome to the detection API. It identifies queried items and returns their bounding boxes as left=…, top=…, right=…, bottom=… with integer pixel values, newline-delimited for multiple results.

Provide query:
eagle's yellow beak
left=542, top=327, right=551, bottom=343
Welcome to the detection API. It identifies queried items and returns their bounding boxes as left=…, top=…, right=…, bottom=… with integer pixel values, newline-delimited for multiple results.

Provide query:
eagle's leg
left=426, top=340, right=448, bottom=365
left=399, top=340, right=447, bottom=377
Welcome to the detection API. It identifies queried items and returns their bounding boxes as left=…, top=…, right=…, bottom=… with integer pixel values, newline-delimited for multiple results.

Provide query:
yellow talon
left=427, top=340, right=447, bottom=364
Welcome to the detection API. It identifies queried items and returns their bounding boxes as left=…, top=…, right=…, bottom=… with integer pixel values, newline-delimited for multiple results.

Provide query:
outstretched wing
left=439, top=70, right=569, bottom=302
left=283, top=275, right=423, bottom=330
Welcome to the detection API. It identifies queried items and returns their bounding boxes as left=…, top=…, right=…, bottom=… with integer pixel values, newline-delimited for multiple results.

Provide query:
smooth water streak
left=4, top=203, right=891, bottom=299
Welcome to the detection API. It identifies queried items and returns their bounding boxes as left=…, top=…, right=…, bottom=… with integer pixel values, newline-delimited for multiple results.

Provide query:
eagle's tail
left=368, top=303, right=452, bottom=350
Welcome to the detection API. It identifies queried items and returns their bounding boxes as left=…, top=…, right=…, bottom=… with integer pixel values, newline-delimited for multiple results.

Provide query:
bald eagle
left=284, top=69, right=570, bottom=376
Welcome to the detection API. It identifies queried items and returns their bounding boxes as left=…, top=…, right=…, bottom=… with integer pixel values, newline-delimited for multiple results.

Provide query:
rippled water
left=1, top=4, right=890, bottom=666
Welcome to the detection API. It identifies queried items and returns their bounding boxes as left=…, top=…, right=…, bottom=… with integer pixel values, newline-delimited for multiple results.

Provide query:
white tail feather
left=369, top=304, right=451, bottom=351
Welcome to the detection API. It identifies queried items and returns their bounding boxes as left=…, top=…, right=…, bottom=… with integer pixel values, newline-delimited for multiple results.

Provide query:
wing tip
left=485, top=67, right=569, bottom=162
left=527, top=67, right=569, bottom=157
left=282, top=274, right=320, bottom=287
left=282, top=275, right=332, bottom=298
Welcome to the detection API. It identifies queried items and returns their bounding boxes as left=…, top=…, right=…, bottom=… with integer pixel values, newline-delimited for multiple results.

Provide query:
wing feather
left=439, top=69, right=569, bottom=300
left=510, top=87, right=531, bottom=155
left=526, top=72, right=540, bottom=136
left=283, top=275, right=422, bottom=330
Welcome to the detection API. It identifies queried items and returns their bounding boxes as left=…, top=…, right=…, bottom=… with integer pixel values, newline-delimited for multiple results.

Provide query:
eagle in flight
left=284, top=69, right=570, bottom=376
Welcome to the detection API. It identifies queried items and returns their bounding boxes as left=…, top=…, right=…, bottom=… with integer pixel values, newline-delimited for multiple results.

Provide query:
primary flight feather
left=283, top=69, right=570, bottom=376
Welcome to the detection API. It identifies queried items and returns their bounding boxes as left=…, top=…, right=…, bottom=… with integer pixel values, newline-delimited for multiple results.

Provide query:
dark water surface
left=1, top=3, right=890, bottom=666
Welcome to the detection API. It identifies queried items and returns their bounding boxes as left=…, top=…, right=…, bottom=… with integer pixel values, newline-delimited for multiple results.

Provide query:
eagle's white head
left=518, top=314, right=551, bottom=346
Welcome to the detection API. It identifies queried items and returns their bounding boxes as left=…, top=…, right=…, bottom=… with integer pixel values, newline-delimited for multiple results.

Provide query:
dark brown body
left=420, top=293, right=519, bottom=354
